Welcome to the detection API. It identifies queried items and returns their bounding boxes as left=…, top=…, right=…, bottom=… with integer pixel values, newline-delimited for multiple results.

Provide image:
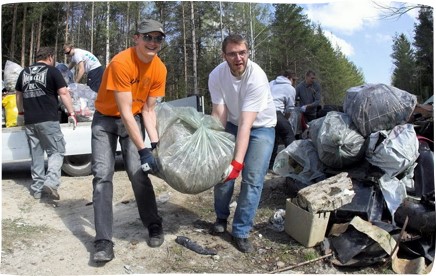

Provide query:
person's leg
left=277, top=113, right=295, bottom=147
left=270, top=112, right=291, bottom=169
left=119, top=115, right=162, bottom=228
left=232, top=126, right=275, bottom=239
left=213, top=122, right=238, bottom=222
left=91, top=112, right=118, bottom=242
left=37, top=121, right=66, bottom=193
left=25, top=124, right=46, bottom=196
left=119, top=115, right=163, bottom=247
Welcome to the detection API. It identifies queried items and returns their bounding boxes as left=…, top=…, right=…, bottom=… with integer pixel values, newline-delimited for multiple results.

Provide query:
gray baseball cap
left=137, top=19, right=165, bottom=35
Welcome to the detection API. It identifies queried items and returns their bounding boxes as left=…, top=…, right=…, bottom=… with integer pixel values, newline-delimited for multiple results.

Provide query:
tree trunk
left=91, top=2, right=94, bottom=53
left=10, top=4, right=17, bottom=61
left=55, top=10, right=60, bottom=61
left=125, top=1, right=130, bottom=49
left=29, top=22, right=35, bottom=65
left=21, top=4, right=27, bottom=67
left=249, top=3, right=255, bottom=61
left=64, top=2, right=70, bottom=63
left=36, top=13, right=42, bottom=53
left=190, top=1, right=198, bottom=96
left=182, top=2, right=187, bottom=98
left=106, top=2, right=110, bottom=65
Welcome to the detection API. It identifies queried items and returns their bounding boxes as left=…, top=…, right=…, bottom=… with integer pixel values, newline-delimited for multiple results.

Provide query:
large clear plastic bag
left=155, top=103, right=235, bottom=194
left=67, top=83, right=96, bottom=122
left=343, top=83, right=417, bottom=137
left=308, top=111, right=366, bottom=169
left=3, top=60, right=23, bottom=91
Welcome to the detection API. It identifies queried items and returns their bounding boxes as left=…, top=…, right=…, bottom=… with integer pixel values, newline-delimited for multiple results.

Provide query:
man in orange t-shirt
left=91, top=19, right=167, bottom=263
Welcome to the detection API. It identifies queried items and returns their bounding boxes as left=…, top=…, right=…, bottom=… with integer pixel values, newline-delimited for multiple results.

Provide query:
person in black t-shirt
left=15, top=47, right=77, bottom=200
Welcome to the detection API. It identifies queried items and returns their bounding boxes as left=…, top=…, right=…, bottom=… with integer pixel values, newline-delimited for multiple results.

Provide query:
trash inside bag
left=273, top=139, right=326, bottom=185
left=308, top=111, right=366, bottom=169
left=366, top=124, right=419, bottom=178
left=343, top=83, right=417, bottom=137
left=66, top=83, right=96, bottom=122
left=3, top=60, right=23, bottom=92
left=155, top=103, right=235, bottom=194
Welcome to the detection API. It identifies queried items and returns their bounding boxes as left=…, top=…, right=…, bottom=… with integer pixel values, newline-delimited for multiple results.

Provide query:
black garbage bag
left=343, top=84, right=417, bottom=137
left=308, top=111, right=366, bottom=169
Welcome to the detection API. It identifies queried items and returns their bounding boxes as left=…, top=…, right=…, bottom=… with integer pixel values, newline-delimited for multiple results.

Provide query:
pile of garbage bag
left=272, top=83, right=434, bottom=273
left=155, top=103, right=235, bottom=194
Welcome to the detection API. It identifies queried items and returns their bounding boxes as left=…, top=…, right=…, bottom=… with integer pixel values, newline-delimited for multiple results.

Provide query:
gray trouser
left=25, top=121, right=65, bottom=193
left=91, top=111, right=162, bottom=241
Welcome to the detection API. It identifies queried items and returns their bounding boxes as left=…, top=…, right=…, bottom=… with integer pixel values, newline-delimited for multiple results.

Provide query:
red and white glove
left=68, top=112, right=77, bottom=130
left=221, top=160, right=244, bottom=183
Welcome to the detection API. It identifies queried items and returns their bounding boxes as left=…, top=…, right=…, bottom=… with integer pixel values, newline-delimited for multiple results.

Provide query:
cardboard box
left=285, top=198, right=330, bottom=247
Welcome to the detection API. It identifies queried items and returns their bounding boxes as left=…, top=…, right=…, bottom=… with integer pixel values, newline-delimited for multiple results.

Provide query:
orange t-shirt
left=95, top=47, right=167, bottom=116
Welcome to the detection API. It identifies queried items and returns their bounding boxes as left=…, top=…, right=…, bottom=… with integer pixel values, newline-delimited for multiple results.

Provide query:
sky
left=2, top=0, right=433, bottom=85
left=293, top=0, right=434, bottom=84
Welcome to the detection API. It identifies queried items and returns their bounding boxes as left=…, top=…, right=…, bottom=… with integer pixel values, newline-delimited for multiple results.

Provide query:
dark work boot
left=93, top=239, right=114, bottom=262
left=211, top=218, right=227, bottom=235
left=232, top=236, right=254, bottom=253
left=147, top=223, right=164, bottom=248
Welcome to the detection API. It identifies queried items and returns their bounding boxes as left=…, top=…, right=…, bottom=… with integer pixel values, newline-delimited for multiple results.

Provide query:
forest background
left=1, top=1, right=433, bottom=113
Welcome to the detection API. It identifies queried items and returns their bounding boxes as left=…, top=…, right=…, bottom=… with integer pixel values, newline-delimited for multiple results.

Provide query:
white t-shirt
left=208, top=60, right=277, bottom=128
left=71, top=48, right=101, bottom=73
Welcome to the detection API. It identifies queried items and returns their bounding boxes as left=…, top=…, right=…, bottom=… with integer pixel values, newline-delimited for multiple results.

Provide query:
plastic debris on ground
left=175, top=236, right=217, bottom=255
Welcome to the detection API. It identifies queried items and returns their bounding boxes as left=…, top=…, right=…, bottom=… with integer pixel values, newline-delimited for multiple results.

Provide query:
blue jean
left=25, top=121, right=65, bottom=193
left=91, top=111, right=162, bottom=241
left=214, top=122, right=275, bottom=238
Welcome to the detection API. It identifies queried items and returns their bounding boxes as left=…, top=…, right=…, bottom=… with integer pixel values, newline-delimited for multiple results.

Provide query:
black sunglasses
left=64, top=48, right=71, bottom=55
left=141, top=34, right=165, bottom=44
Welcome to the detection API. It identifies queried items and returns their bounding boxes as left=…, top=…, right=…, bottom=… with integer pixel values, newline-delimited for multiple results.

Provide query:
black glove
left=151, top=142, right=158, bottom=151
left=138, top=148, right=158, bottom=174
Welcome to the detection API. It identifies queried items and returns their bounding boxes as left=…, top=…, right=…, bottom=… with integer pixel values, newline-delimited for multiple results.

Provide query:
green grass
left=1, top=218, right=54, bottom=253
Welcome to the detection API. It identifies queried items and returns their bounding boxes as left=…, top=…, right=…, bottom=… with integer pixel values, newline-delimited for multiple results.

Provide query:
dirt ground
left=1, top=159, right=391, bottom=275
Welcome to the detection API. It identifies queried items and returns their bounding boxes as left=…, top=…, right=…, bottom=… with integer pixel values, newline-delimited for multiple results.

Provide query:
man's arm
left=141, top=96, right=159, bottom=143
left=211, top=103, right=227, bottom=128
left=58, top=87, right=75, bottom=114
left=74, top=61, right=85, bottom=83
left=233, top=111, right=257, bottom=164
left=114, top=91, right=146, bottom=150
left=15, top=90, right=24, bottom=113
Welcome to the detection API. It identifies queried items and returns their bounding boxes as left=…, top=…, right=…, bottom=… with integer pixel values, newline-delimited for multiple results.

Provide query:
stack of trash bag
left=155, top=103, right=235, bottom=194
left=273, top=83, right=423, bottom=218
left=343, top=83, right=417, bottom=137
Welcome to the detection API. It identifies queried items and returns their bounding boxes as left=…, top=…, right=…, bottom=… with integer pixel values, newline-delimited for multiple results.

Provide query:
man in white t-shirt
left=63, top=43, right=104, bottom=92
left=208, top=34, right=277, bottom=253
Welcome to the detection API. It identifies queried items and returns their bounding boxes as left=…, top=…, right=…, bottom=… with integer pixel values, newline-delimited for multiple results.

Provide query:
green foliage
left=391, top=33, right=417, bottom=93
left=413, top=6, right=434, bottom=101
left=0, top=1, right=377, bottom=110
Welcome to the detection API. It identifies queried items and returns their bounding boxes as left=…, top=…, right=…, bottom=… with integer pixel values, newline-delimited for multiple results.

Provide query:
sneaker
left=232, top=236, right=254, bottom=253
left=42, top=185, right=60, bottom=200
left=147, top=224, right=164, bottom=248
left=211, top=218, right=227, bottom=234
left=93, top=239, right=114, bottom=262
